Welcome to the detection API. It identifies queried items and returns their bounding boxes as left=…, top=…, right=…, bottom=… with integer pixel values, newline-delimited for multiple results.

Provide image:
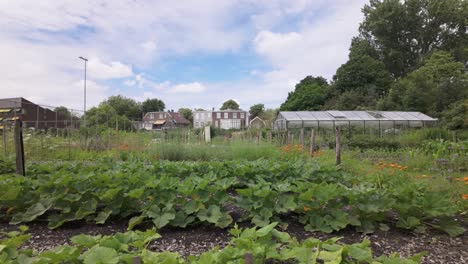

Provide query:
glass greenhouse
left=274, top=111, right=437, bottom=132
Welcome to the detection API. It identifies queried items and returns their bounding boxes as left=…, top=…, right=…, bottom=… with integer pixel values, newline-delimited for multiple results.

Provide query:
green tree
left=360, top=0, right=468, bottom=77
left=54, top=106, right=72, bottom=120
left=280, top=76, right=329, bottom=111
left=178, top=108, right=193, bottom=123
left=379, top=51, right=468, bottom=117
left=330, top=37, right=394, bottom=109
left=85, top=104, right=131, bottom=131
left=249, top=104, right=265, bottom=118
left=142, top=98, right=165, bottom=114
left=441, top=99, right=467, bottom=130
left=220, top=99, right=240, bottom=110
left=101, top=95, right=141, bottom=120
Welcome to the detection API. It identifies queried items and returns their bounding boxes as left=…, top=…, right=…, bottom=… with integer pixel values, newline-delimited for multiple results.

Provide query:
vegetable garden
left=0, top=128, right=467, bottom=263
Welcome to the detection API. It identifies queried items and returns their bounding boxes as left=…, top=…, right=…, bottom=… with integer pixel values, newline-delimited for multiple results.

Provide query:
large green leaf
left=81, top=246, right=119, bottom=264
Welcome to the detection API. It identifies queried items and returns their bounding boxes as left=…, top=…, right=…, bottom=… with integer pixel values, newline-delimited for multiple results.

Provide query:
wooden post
left=335, top=127, right=341, bottom=166
left=14, top=120, right=25, bottom=176
left=286, top=129, right=289, bottom=145
left=309, top=129, right=315, bottom=157
left=3, top=121, right=7, bottom=156
left=244, top=253, right=253, bottom=264
left=256, top=131, right=260, bottom=145
left=300, top=128, right=304, bottom=152
left=268, top=131, right=272, bottom=143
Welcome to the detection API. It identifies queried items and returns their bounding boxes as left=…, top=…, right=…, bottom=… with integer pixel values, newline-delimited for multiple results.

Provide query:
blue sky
left=0, top=0, right=368, bottom=113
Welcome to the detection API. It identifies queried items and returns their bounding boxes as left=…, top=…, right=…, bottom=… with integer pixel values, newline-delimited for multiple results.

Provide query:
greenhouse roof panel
left=277, top=111, right=437, bottom=122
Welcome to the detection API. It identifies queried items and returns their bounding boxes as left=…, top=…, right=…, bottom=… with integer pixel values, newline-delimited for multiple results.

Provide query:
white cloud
left=87, top=57, right=133, bottom=80
left=169, top=82, right=206, bottom=93
left=0, top=0, right=369, bottom=111
left=141, top=41, right=157, bottom=53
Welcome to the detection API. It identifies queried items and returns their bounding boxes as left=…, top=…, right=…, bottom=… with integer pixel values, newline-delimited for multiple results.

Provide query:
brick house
left=194, top=109, right=249, bottom=129
left=142, top=111, right=190, bottom=130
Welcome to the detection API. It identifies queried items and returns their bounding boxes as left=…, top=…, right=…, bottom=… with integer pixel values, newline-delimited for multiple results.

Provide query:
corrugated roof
left=277, top=111, right=437, bottom=122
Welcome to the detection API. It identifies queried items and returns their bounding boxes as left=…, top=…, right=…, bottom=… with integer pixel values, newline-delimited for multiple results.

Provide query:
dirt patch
left=1, top=218, right=467, bottom=263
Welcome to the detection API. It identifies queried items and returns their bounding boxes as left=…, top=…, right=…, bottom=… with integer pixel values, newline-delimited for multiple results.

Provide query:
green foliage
left=249, top=103, right=265, bottom=118
left=441, top=99, right=468, bottom=130
left=379, top=51, right=467, bottom=117
left=101, top=95, right=141, bottom=120
left=0, top=157, right=464, bottom=236
left=220, top=99, right=240, bottom=110
left=360, top=0, right=468, bottom=77
left=330, top=38, right=394, bottom=109
left=178, top=108, right=193, bottom=123
left=0, top=225, right=423, bottom=264
left=141, top=98, right=165, bottom=113
left=280, top=76, right=329, bottom=111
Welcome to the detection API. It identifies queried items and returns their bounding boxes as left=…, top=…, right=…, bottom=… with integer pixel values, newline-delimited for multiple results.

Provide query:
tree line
left=280, top=0, right=467, bottom=130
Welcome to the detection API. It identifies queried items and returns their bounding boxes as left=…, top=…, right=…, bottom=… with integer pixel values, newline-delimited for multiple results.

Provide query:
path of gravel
left=1, top=218, right=467, bottom=264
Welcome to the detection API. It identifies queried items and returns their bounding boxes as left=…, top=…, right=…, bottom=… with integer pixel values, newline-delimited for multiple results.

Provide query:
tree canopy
left=178, top=108, right=193, bottom=123
left=279, top=0, right=467, bottom=129
left=280, top=76, right=329, bottom=111
left=142, top=98, right=165, bottom=114
left=249, top=104, right=265, bottom=118
left=220, top=99, right=240, bottom=110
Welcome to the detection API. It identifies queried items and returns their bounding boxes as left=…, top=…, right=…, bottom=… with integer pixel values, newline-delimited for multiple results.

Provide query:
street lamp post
left=79, top=56, right=88, bottom=128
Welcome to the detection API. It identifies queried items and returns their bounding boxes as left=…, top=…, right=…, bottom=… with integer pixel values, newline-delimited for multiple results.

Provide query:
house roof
left=170, top=112, right=190, bottom=124
left=249, top=116, right=266, bottom=125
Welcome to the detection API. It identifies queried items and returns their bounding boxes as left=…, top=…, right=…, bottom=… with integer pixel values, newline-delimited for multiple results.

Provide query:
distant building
left=249, top=116, right=266, bottom=129
left=142, top=111, right=190, bottom=130
left=193, top=110, right=213, bottom=128
left=0, top=97, right=71, bottom=129
left=193, top=109, right=249, bottom=129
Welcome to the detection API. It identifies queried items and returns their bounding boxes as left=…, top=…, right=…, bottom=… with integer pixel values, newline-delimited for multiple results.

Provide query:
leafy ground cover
left=0, top=223, right=425, bottom=264
left=0, top=158, right=465, bottom=237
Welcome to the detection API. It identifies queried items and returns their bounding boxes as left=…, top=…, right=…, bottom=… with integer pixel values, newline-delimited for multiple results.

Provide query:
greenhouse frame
left=274, top=111, right=438, bottom=132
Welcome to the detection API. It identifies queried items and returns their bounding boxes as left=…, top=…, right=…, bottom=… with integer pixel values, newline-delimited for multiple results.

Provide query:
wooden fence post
left=3, top=121, right=6, bottom=156
left=14, top=120, right=25, bottom=176
left=268, top=131, right=272, bottom=143
left=335, top=127, right=341, bottom=166
left=310, top=129, right=315, bottom=157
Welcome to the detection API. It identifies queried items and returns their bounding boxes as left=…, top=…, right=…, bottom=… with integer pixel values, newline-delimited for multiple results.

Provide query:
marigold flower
left=303, top=206, right=311, bottom=212
left=462, top=194, right=468, bottom=200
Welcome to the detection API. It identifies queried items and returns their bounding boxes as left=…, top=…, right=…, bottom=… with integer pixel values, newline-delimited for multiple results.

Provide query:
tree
left=360, top=0, right=468, bottom=77
left=101, top=95, right=141, bottom=120
left=142, top=98, right=165, bottom=114
left=220, top=99, right=240, bottom=110
left=85, top=104, right=131, bottom=131
left=178, top=108, right=193, bottom=123
left=54, top=106, right=72, bottom=120
left=379, top=51, right=467, bottom=117
left=280, top=76, right=329, bottom=111
left=249, top=104, right=265, bottom=118
left=441, top=99, right=467, bottom=130
left=330, top=37, right=394, bottom=109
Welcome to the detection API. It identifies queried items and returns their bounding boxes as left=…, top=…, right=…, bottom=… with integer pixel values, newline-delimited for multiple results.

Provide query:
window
left=224, top=112, right=228, bottom=118
left=195, top=122, right=199, bottom=127
left=205, top=113, right=210, bottom=119
left=240, top=113, right=245, bottom=118
left=233, top=113, right=238, bottom=118
left=216, top=112, right=221, bottom=118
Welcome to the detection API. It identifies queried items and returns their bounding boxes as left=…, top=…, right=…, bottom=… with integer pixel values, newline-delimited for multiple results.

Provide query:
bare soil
left=1, top=217, right=467, bottom=264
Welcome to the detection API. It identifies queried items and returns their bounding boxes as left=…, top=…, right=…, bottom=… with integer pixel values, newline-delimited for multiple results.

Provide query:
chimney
left=212, top=107, right=214, bottom=111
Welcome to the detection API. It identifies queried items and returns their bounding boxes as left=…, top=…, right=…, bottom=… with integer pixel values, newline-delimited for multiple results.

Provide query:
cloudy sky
left=0, top=0, right=368, bottom=112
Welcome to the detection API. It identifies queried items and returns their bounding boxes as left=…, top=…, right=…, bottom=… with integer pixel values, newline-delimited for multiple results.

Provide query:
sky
left=0, top=0, right=368, bottom=113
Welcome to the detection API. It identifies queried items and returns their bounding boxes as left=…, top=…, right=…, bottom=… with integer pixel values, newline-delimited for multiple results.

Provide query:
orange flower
left=462, top=194, right=468, bottom=200
left=303, top=206, right=311, bottom=212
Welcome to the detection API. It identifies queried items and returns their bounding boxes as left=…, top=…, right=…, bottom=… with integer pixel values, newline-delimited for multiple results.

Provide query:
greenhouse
left=274, top=111, right=437, bottom=132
